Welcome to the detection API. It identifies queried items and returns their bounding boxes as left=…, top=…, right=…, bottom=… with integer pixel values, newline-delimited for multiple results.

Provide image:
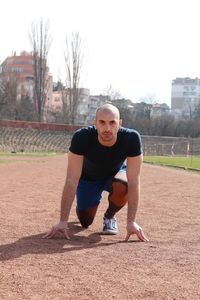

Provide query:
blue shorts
left=76, top=165, right=126, bottom=211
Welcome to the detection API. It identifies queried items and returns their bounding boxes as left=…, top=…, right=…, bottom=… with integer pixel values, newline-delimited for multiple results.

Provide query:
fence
left=0, top=119, right=81, bottom=152
left=0, top=120, right=200, bottom=155
left=142, top=135, right=200, bottom=156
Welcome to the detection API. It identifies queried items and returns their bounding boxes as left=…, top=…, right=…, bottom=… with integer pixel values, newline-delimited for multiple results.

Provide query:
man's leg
left=102, top=170, right=128, bottom=234
left=76, top=205, right=98, bottom=228
left=104, top=170, right=128, bottom=219
left=76, top=179, right=104, bottom=228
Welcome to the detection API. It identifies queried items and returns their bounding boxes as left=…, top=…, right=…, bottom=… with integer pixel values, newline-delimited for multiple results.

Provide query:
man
left=44, top=103, right=148, bottom=242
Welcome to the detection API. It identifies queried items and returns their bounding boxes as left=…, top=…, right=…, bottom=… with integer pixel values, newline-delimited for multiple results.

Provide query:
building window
left=25, top=76, right=34, bottom=81
left=11, top=67, right=22, bottom=73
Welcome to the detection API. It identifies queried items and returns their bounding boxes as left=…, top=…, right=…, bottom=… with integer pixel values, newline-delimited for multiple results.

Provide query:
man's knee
left=79, top=215, right=94, bottom=228
left=109, top=178, right=128, bottom=207
left=113, top=178, right=128, bottom=196
left=76, top=206, right=98, bottom=228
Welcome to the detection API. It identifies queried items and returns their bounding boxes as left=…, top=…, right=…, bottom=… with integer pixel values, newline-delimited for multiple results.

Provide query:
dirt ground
left=0, top=154, right=200, bottom=300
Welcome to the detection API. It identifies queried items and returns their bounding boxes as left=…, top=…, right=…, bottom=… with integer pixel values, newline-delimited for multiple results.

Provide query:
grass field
left=1, top=152, right=200, bottom=171
left=144, top=155, right=200, bottom=170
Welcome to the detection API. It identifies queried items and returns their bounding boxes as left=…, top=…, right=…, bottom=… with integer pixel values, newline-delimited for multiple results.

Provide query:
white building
left=50, top=87, right=90, bottom=124
left=171, top=77, right=200, bottom=117
left=86, top=95, right=110, bottom=124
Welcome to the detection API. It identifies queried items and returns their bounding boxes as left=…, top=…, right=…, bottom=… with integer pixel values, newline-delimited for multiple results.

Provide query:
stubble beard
left=99, top=131, right=117, bottom=145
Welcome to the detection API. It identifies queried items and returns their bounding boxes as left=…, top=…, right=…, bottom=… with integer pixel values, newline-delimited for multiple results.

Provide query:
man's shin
left=105, top=178, right=128, bottom=218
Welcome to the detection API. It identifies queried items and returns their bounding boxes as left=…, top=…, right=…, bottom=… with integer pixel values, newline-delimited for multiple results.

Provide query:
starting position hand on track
left=43, top=221, right=149, bottom=242
left=125, top=221, right=149, bottom=242
left=43, top=221, right=70, bottom=239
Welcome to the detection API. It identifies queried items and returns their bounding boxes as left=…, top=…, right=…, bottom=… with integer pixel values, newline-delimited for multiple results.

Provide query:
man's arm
left=44, top=151, right=83, bottom=239
left=125, top=154, right=149, bottom=242
left=60, top=151, right=83, bottom=222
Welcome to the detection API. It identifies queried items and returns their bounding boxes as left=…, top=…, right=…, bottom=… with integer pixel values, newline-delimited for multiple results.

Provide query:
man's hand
left=43, top=221, right=70, bottom=239
left=125, top=222, right=149, bottom=242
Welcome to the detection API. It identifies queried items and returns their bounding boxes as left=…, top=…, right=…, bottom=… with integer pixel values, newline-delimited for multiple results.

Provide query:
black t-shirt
left=69, top=126, right=142, bottom=181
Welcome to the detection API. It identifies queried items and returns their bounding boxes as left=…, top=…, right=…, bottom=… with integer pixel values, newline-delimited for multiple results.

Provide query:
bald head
left=95, top=103, right=120, bottom=119
left=93, top=103, right=122, bottom=146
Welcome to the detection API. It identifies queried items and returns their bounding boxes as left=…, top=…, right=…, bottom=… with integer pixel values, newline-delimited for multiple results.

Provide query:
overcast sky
left=1, top=0, right=200, bottom=107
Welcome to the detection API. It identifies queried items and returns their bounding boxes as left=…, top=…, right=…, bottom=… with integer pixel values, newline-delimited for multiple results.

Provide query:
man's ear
left=93, top=118, right=96, bottom=126
left=119, top=119, right=122, bottom=126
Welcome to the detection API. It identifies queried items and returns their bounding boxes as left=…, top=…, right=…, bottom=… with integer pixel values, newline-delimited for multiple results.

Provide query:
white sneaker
left=102, top=216, right=118, bottom=235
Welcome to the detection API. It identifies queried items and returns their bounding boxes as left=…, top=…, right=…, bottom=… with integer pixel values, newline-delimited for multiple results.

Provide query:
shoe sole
left=102, top=230, right=118, bottom=235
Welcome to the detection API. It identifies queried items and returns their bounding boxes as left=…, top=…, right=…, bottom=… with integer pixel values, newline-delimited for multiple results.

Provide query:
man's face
left=94, top=110, right=122, bottom=146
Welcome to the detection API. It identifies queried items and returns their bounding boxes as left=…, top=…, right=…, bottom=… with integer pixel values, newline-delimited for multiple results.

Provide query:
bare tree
left=15, top=95, right=36, bottom=121
left=103, top=84, right=122, bottom=100
left=29, top=19, right=51, bottom=122
left=193, top=100, right=200, bottom=119
left=63, top=32, right=84, bottom=124
left=0, top=78, right=18, bottom=119
left=139, top=93, right=157, bottom=105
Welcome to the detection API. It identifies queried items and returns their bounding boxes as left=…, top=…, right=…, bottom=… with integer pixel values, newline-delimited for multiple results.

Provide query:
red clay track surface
left=0, top=154, right=200, bottom=299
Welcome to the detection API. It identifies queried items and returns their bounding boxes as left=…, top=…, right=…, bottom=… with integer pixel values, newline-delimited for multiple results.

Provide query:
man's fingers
left=43, top=227, right=55, bottom=239
left=140, top=228, right=149, bottom=242
left=43, top=227, right=70, bottom=239
left=62, top=229, right=70, bottom=240
left=136, top=228, right=149, bottom=242
left=125, top=228, right=149, bottom=242
left=43, top=227, right=59, bottom=239
left=125, top=232, right=131, bottom=242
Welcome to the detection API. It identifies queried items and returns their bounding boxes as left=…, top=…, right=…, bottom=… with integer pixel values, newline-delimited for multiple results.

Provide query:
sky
left=1, top=0, right=200, bottom=107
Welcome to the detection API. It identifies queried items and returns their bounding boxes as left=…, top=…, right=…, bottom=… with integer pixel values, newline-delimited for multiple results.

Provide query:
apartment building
left=86, top=95, right=110, bottom=124
left=171, top=77, right=200, bottom=116
left=0, top=51, right=53, bottom=115
left=0, top=51, right=35, bottom=100
left=0, top=52, right=106, bottom=124
left=0, top=51, right=123, bottom=124
left=51, top=89, right=110, bottom=125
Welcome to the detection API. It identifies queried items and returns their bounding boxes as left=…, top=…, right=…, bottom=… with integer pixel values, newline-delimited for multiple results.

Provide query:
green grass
left=0, top=160, right=14, bottom=164
left=144, top=155, right=200, bottom=170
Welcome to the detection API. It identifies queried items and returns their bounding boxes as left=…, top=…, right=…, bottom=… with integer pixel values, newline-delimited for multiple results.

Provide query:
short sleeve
left=127, top=130, right=143, bottom=157
left=69, top=129, right=88, bottom=155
